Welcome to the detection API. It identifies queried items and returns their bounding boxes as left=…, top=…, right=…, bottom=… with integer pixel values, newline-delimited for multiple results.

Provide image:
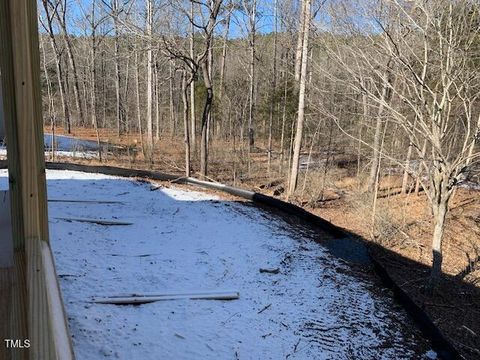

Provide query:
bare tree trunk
left=288, top=0, right=311, bottom=197
left=134, top=47, right=145, bottom=157
left=200, top=60, right=213, bottom=178
left=267, top=0, right=278, bottom=173
left=155, top=60, right=161, bottom=140
left=190, top=0, right=196, bottom=150
left=207, top=37, right=214, bottom=144
left=89, top=0, right=102, bottom=161
left=181, top=71, right=191, bottom=177
left=415, top=139, right=428, bottom=195
left=247, top=0, right=257, bottom=150
left=367, top=68, right=393, bottom=192
left=400, top=114, right=416, bottom=194
left=124, top=54, right=131, bottom=133
left=356, top=81, right=369, bottom=178
left=101, top=50, right=107, bottom=128
left=401, top=138, right=413, bottom=194
left=279, top=72, right=288, bottom=174
left=145, top=0, right=154, bottom=161
left=169, top=60, right=176, bottom=137
left=294, top=0, right=306, bottom=83
left=428, top=169, right=452, bottom=291
left=54, top=0, right=85, bottom=126
left=112, top=0, right=122, bottom=136
left=370, top=120, right=388, bottom=238
left=41, top=1, right=71, bottom=133
left=218, top=11, right=231, bottom=104
left=41, top=38, right=56, bottom=160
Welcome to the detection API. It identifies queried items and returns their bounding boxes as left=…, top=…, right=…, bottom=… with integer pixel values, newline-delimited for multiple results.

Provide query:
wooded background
left=36, top=0, right=480, bottom=292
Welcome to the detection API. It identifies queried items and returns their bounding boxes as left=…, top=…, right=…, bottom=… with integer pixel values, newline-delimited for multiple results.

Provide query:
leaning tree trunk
left=55, top=6, right=85, bottom=126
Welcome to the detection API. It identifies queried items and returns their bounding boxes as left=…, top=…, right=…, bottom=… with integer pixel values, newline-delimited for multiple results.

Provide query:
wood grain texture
left=0, top=1, right=74, bottom=359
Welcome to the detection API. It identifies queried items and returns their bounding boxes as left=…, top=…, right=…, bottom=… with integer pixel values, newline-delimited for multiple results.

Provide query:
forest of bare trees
left=37, top=0, right=479, bottom=296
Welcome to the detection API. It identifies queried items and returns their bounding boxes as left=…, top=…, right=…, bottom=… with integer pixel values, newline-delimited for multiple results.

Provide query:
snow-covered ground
left=0, top=170, right=435, bottom=359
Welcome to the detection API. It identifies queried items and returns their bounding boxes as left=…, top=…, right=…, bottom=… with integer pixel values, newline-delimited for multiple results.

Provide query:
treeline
left=38, top=0, right=480, bottom=288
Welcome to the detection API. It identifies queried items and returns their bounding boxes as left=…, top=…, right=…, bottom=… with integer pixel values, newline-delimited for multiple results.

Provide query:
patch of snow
left=0, top=135, right=99, bottom=160
left=0, top=170, right=433, bottom=359
left=44, top=134, right=101, bottom=152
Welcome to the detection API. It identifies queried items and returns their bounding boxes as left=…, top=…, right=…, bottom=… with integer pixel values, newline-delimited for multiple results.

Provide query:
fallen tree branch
left=257, top=303, right=272, bottom=314
left=55, top=217, right=132, bottom=226
left=49, top=199, right=124, bottom=204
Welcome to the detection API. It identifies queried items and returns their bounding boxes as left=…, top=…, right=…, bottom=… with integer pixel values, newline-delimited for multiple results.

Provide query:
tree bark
left=112, top=0, right=122, bottom=136
left=200, top=60, right=213, bottom=178
left=189, top=0, right=196, bottom=150
left=218, top=12, right=231, bottom=105
left=428, top=170, right=452, bottom=291
left=181, top=71, right=191, bottom=177
left=288, top=0, right=311, bottom=197
left=134, top=47, right=144, bottom=157
left=145, top=0, right=154, bottom=160
left=267, top=0, right=278, bottom=173
left=89, top=0, right=102, bottom=161
left=294, top=0, right=306, bottom=83
left=367, top=65, right=393, bottom=192
left=247, top=0, right=257, bottom=150
left=169, top=60, right=176, bottom=137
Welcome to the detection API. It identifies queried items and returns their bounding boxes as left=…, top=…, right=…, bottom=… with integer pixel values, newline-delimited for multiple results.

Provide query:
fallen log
left=93, top=291, right=240, bottom=305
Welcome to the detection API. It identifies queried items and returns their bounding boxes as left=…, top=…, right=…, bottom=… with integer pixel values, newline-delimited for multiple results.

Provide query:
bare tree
left=288, top=0, right=311, bottom=196
left=145, top=0, right=154, bottom=161
left=163, top=0, right=224, bottom=177
left=51, top=0, right=86, bottom=126
left=40, top=0, right=71, bottom=133
left=324, top=0, right=480, bottom=289
left=243, top=0, right=258, bottom=150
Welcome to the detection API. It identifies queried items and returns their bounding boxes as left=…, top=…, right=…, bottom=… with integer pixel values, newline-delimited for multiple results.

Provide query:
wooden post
left=0, top=1, right=74, bottom=359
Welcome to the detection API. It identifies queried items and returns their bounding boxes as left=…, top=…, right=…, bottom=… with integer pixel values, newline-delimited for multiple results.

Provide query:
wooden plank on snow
left=93, top=291, right=240, bottom=305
